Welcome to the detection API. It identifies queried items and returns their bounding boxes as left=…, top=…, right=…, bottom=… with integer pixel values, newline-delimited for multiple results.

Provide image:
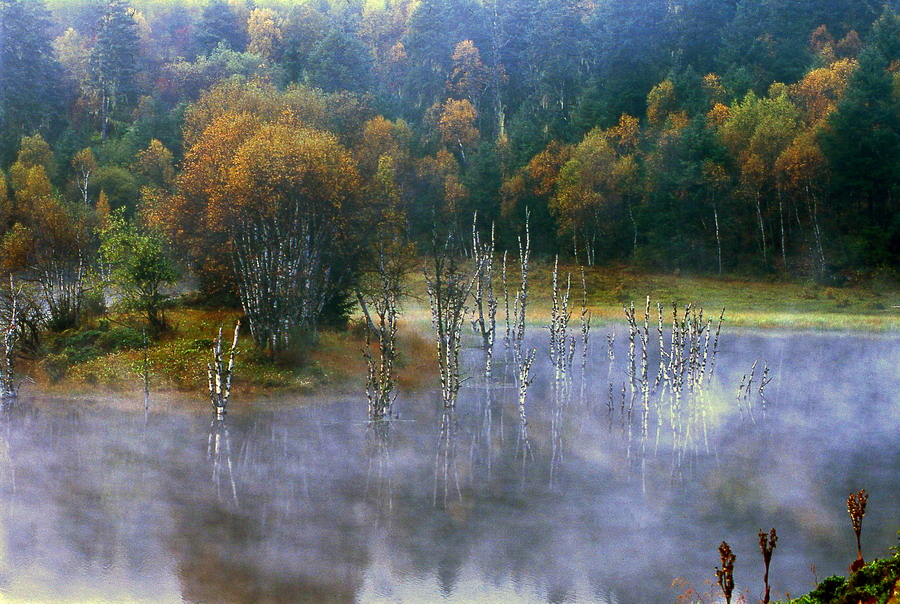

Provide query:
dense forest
left=0, top=0, right=898, bottom=355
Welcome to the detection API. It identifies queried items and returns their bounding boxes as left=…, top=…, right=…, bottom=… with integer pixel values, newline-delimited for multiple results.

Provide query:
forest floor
left=22, top=264, right=899, bottom=397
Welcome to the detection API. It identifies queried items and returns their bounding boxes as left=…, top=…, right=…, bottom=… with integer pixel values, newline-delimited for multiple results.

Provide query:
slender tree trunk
left=778, top=189, right=787, bottom=271
left=101, top=92, right=109, bottom=142
left=628, top=201, right=637, bottom=256
left=808, top=187, right=826, bottom=275
left=713, top=202, right=722, bottom=275
left=755, top=191, right=767, bottom=268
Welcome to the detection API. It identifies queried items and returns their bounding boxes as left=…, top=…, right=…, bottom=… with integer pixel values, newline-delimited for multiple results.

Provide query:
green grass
left=407, top=262, right=899, bottom=331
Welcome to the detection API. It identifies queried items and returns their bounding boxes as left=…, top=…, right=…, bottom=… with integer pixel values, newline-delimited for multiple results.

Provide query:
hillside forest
left=0, top=0, right=898, bottom=357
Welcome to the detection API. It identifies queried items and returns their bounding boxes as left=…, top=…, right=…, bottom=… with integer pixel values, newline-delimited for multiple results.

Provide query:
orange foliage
left=790, top=58, right=857, bottom=124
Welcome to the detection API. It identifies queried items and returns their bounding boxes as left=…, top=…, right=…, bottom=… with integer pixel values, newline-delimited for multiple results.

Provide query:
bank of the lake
left=24, top=266, right=898, bottom=396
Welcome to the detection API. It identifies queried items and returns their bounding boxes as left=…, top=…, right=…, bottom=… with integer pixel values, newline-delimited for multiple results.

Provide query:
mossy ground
left=29, top=307, right=436, bottom=399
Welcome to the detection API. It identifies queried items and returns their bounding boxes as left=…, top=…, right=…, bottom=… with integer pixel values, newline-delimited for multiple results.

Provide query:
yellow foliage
left=702, top=73, right=727, bottom=105
left=550, top=128, right=639, bottom=237
left=437, top=98, right=479, bottom=151
left=809, top=24, right=835, bottom=63
left=16, top=134, right=54, bottom=173
left=499, top=172, right=526, bottom=218
left=647, top=79, right=677, bottom=127
left=72, top=148, right=97, bottom=175
left=706, top=103, right=730, bottom=129
left=134, top=139, right=175, bottom=188
left=247, top=8, right=283, bottom=59
left=183, top=80, right=329, bottom=149
left=775, top=130, right=824, bottom=192
left=607, top=114, right=640, bottom=152
left=418, top=149, right=468, bottom=216
left=226, top=123, right=360, bottom=224
left=701, top=161, right=730, bottom=191
left=836, top=30, right=862, bottom=59
left=96, top=191, right=111, bottom=230
left=53, top=28, right=90, bottom=84
left=389, top=41, right=408, bottom=63
left=179, top=112, right=263, bottom=230
left=14, top=165, right=53, bottom=210
left=524, top=140, right=573, bottom=197
left=0, top=173, right=10, bottom=225
left=0, top=224, right=35, bottom=272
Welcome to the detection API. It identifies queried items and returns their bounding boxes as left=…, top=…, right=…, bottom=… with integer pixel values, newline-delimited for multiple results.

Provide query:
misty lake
left=0, top=327, right=896, bottom=603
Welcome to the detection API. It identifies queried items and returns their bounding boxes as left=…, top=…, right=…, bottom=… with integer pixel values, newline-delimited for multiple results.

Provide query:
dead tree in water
left=424, top=230, right=481, bottom=408
left=548, top=256, right=574, bottom=384
left=208, top=323, right=240, bottom=418
left=510, top=218, right=535, bottom=459
left=0, top=277, right=21, bottom=399
left=358, top=245, right=404, bottom=422
left=470, top=215, right=498, bottom=378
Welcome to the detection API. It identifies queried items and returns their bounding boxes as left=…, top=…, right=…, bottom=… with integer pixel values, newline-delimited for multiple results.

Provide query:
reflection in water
left=0, top=329, right=894, bottom=602
left=365, top=421, right=393, bottom=513
left=208, top=417, right=238, bottom=506
left=434, top=408, right=462, bottom=508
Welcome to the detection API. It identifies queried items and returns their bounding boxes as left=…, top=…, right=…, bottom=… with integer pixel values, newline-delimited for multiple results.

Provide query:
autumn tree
left=226, top=123, right=360, bottom=354
left=447, top=40, right=490, bottom=108
left=133, top=139, right=175, bottom=191
left=247, top=8, right=283, bottom=60
left=437, top=99, right=480, bottom=165
left=551, top=117, right=642, bottom=264
left=4, top=148, right=91, bottom=330
left=775, top=130, right=829, bottom=274
left=718, top=87, right=801, bottom=269
left=72, top=148, right=98, bottom=206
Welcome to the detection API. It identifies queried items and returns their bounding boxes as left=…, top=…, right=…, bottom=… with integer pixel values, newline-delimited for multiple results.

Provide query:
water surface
left=0, top=327, right=896, bottom=603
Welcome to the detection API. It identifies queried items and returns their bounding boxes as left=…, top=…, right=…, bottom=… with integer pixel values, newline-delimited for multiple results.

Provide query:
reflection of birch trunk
left=365, top=422, right=393, bottom=511
left=433, top=409, right=462, bottom=507
left=713, top=201, right=722, bottom=274
left=208, top=418, right=238, bottom=506
left=579, top=269, right=591, bottom=405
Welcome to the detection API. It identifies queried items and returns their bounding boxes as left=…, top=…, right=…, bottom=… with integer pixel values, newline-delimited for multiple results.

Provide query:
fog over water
left=0, top=326, right=896, bottom=603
